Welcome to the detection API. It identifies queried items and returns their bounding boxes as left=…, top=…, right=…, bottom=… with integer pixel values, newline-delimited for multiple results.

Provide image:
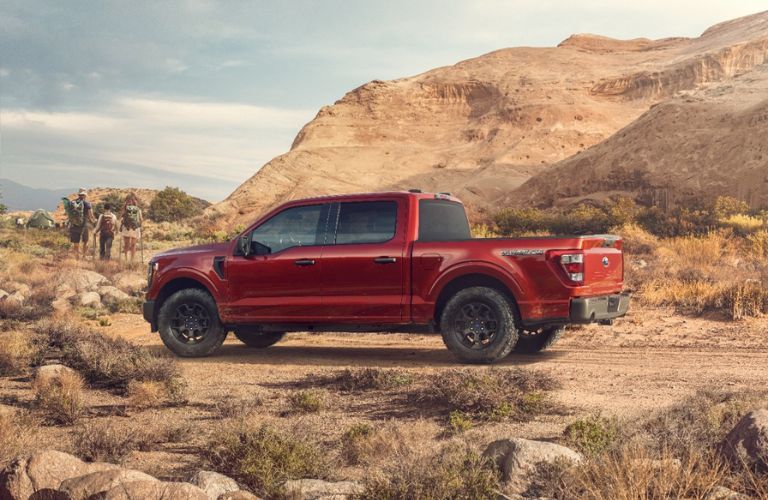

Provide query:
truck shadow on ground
left=180, top=344, right=568, bottom=368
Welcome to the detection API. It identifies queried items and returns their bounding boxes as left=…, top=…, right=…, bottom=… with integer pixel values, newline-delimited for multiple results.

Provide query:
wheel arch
left=433, top=272, right=521, bottom=328
left=154, top=276, right=215, bottom=325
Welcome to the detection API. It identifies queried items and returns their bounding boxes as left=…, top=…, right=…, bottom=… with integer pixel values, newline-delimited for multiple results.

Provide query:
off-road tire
left=513, top=326, right=565, bottom=354
left=233, top=331, right=285, bottom=348
left=439, top=286, right=519, bottom=364
left=157, top=288, right=226, bottom=357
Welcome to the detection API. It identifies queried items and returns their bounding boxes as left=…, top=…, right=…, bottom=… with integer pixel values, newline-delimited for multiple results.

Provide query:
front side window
left=335, top=201, right=397, bottom=245
left=251, top=204, right=323, bottom=253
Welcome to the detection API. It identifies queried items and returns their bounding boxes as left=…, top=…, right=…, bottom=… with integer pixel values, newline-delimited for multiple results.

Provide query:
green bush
left=149, top=186, right=197, bottom=222
left=94, top=192, right=125, bottom=217
left=204, top=423, right=330, bottom=497
left=287, top=389, right=325, bottom=413
left=494, top=207, right=552, bottom=235
left=563, top=414, right=620, bottom=456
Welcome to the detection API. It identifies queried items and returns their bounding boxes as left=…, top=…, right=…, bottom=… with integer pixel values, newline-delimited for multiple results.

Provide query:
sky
left=1, top=1, right=766, bottom=202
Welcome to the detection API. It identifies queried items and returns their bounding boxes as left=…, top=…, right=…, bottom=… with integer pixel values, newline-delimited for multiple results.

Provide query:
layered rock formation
left=210, top=11, right=768, bottom=226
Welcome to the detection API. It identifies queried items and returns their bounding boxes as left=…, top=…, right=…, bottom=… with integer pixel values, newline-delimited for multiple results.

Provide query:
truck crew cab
left=143, top=191, right=629, bottom=363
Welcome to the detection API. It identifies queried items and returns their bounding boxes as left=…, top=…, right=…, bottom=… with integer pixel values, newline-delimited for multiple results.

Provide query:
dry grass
left=340, top=421, right=420, bottom=466
left=212, top=395, right=263, bottom=419
left=563, top=414, right=621, bottom=457
left=73, top=419, right=193, bottom=463
left=359, top=443, right=500, bottom=500
left=33, top=369, right=86, bottom=425
left=316, top=367, right=414, bottom=392
left=0, top=330, right=37, bottom=375
left=0, top=410, right=39, bottom=468
left=126, top=380, right=166, bottom=409
left=287, top=389, right=325, bottom=414
left=418, top=368, right=560, bottom=421
left=203, top=421, right=331, bottom=497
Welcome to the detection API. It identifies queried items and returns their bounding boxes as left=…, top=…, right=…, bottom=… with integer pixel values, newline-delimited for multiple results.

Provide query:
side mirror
left=237, top=234, right=251, bottom=257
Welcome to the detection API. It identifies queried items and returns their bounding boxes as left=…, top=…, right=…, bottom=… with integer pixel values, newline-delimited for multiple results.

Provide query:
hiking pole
left=92, top=230, right=97, bottom=260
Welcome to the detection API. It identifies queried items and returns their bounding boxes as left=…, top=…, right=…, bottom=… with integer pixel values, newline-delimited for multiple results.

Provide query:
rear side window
left=335, top=201, right=397, bottom=244
left=418, top=199, right=471, bottom=241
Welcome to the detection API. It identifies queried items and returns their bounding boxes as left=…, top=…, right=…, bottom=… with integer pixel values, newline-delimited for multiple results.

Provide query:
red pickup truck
left=143, top=191, right=628, bottom=363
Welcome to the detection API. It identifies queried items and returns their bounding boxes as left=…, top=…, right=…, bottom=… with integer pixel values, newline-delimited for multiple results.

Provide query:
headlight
left=147, top=261, right=159, bottom=288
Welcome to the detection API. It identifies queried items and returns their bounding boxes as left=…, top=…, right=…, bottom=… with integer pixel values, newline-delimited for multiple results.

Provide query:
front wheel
left=513, top=326, right=565, bottom=354
left=157, top=289, right=226, bottom=357
left=439, top=286, right=519, bottom=364
left=233, top=331, right=285, bottom=348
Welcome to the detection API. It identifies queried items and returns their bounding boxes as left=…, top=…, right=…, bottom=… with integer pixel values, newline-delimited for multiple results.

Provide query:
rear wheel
left=439, top=286, right=519, bottom=364
left=233, top=331, right=285, bottom=348
left=157, top=289, right=226, bottom=357
left=513, top=326, right=565, bottom=354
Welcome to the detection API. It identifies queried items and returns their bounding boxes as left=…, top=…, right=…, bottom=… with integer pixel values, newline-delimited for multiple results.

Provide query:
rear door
left=225, top=203, right=330, bottom=322
left=320, top=199, right=407, bottom=322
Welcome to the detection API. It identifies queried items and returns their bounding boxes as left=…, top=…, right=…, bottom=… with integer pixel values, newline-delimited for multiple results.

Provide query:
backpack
left=64, top=198, right=86, bottom=227
left=123, top=205, right=141, bottom=230
left=101, top=215, right=115, bottom=236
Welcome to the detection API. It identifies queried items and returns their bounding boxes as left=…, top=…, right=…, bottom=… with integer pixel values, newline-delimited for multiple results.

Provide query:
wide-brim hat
left=78, top=188, right=87, bottom=195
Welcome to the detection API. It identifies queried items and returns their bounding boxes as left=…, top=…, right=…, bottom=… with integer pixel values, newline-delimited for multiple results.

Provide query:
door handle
left=294, top=259, right=316, bottom=266
left=374, top=257, right=397, bottom=264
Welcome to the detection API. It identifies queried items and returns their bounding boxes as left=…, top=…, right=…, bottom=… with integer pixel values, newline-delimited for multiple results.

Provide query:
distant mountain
left=0, top=179, right=76, bottom=211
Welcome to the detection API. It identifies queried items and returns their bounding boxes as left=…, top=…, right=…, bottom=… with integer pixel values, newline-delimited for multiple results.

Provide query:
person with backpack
left=120, top=193, right=143, bottom=262
left=94, top=203, right=118, bottom=260
left=62, top=188, right=96, bottom=259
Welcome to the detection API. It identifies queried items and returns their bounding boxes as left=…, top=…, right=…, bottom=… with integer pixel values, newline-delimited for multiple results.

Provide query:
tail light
left=548, top=250, right=585, bottom=286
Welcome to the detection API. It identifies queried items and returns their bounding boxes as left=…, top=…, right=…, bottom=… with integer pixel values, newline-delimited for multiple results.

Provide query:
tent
left=26, top=209, right=55, bottom=229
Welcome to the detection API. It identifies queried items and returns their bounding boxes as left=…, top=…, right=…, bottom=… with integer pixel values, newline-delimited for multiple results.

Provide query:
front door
left=320, top=200, right=407, bottom=322
left=225, top=203, right=329, bottom=322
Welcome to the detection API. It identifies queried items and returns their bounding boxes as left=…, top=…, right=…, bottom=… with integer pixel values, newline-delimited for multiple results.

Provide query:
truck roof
left=280, top=190, right=464, bottom=205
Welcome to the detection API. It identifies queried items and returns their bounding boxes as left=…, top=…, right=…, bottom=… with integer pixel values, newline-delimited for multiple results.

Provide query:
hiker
left=94, top=203, right=118, bottom=260
left=119, top=193, right=143, bottom=262
left=62, top=188, right=96, bottom=259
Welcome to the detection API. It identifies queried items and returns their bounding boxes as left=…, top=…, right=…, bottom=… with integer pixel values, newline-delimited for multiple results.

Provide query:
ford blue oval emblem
left=602, top=256, right=609, bottom=267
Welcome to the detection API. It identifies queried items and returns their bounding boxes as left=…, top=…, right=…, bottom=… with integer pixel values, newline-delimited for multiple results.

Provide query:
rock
left=217, top=491, right=262, bottom=500
left=705, top=486, right=750, bottom=500
left=483, top=438, right=582, bottom=493
left=0, top=450, right=119, bottom=500
left=54, top=284, right=77, bottom=301
left=281, top=479, right=363, bottom=500
left=35, top=365, right=78, bottom=386
left=0, top=289, right=9, bottom=301
left=723, top=408, right=768, bottom=472
left=112, top=272, right=146, bottom=295
left=97, top=286, right=130, bottom=306
left=59, top=469, right=158, bottom=500
left=78, top=291, right=102, bottom=308
left=59, top=271, right=110, bottom=293
left=99, top=480, right=208, bottom=500
left=52, top=299, right=72, bottom=314
left=190, top=471, right=239, bottom=500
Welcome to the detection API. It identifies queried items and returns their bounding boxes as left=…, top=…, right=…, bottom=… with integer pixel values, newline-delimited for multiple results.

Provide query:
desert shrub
left=33, top=369, right=86, bottom=424
left=212, top=396, right=262, bottom=419
left=723, top=280, right=768, bottom=320
left=549, top=204, right=613, bottom=235
left=340, top=421, right=420, bottom=467
left=359, top=444, right=499, bottom=500
left=35, top=319, right=185, bottom=397
left=106, top=297, right=142, bottom=314
left=419, top=368, right=559, bottom=421
left=746, top=230, right=768, bottom=259
left=0, top=287, right=55, bottom=321
left=318, top=368, right=414, bottom=392
left=74, top=420, right=146, bottom=462
left=494, top=207, right=552, bottom=235
left=713, top=196, right=750, bottom=219
left=614, top=223, right=658, bottom=255
left=0, top=410, right=38, bottom=468
left=637, top=206, right=717, bottom=237
left=204, top=422, right=330, bottom=497
left=719, top=214, right=765, bottom=236
left=94, top=192, right=125, bottom=217
left=444, top=410, right=473, bottom=436
left=471, top=223, right=499, bottom=238
left=149, top=186, right=197, bottom=222
left=0, top=331, right=37, bottom=375
left=287, top=389, right=325, bottom=413
left=126, top=380, right=165, bottom=409
left=563, top=414, right=621, bottom=456
left=341, top=423, right=376, bottom=465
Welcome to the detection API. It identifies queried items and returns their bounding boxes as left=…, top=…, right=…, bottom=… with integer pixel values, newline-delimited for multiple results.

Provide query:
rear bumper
left=143, top=300, right=157, bottom=332
left=570, top=293, right=630, bottom=324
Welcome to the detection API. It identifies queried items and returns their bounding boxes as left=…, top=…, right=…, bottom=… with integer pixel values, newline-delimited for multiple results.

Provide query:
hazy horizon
left=1, top=1, right=766, bottom=202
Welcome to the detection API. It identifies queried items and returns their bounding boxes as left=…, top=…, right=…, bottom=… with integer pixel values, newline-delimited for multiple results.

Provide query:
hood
left=153, top=241, right=230, bottom=259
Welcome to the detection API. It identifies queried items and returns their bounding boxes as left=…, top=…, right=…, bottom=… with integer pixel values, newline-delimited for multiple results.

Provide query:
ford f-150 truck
left=143, top=191, right=629, bottom=363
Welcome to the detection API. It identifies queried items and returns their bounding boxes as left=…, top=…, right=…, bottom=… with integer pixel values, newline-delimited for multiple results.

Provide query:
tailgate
left=581, top=236, right=624, bottom=294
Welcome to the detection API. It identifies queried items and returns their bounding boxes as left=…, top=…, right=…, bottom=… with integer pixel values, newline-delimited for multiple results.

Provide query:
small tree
left=0, top=190, right=7, bottom=215
left=94, top=192, right=125, bottom=217
left=149, top=187, right=197, bottom=222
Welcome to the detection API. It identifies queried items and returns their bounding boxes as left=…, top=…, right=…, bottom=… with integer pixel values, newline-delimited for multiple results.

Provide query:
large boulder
left=59, top=271, right=110, bottom=293
left=99, top=480, right=208, bottom=500
left=97, top=286, right=130, bottom=307
left=112, top=272, right=146, bottom=295
left=58, top=469, right=158, bottom=500
left=217, top=491, right=261, bottom=500
left=281, top=479, right=363, bottom=500
left=483, top=438, right=582, bottom=493
left=78, top=292, right=101, bottom=308
left=189, top=471, right=239, bottom=500
left=0, top=450, right=119, bottom=500
left=723, top=408, right=768, bottom=472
